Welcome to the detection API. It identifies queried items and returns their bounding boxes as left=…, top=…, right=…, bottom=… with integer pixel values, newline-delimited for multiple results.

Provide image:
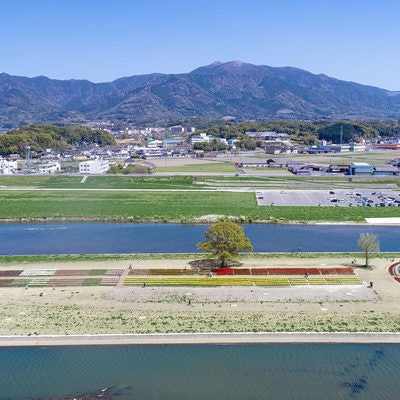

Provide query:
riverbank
left=1, top=216, right=400, bottom=225
left=1, top=332, right=400, bottom=346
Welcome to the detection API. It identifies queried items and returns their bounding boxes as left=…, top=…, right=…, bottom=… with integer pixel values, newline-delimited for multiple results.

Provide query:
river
left=0, top=223, right=399, bottom=254
left=0, top=343, right=398, bottom=400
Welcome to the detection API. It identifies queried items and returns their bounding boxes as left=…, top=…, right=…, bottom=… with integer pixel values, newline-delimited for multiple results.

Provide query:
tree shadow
left=189, top=258, right=242, bottom=271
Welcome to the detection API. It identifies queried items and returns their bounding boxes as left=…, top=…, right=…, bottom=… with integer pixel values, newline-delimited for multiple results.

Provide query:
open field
left=154, top=161, right=237, bottom=173
left=0, top=254, right=398, bottom=335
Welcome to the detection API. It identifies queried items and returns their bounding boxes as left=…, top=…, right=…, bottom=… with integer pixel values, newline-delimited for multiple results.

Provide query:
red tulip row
left=216, top=267, right=355, bottom=276
left=388, top=261, right=400, bottom=276
left=388, top=261, right=400, bottom=284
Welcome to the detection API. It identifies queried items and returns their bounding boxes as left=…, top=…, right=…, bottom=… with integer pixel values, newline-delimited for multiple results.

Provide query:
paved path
left=116, top=268, right=130, bottom=288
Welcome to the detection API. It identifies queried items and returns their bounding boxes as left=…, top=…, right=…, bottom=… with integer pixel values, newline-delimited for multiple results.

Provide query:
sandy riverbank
left=1, top=332, right=400, bottom=346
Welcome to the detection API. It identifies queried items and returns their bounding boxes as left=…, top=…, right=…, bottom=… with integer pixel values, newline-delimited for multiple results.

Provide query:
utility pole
left=25, top=145, right=31, bottom=170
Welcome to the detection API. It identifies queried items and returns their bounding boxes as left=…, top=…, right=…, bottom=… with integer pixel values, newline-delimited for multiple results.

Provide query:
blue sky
left=1, top=0, right=399, bottom=90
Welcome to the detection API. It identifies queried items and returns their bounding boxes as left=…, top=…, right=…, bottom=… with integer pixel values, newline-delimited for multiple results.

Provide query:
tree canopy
left=201, top=119, right=400, bottom=146
left=0, top=124, right=115, bottom=157
left=198, top=221, right=253, bottom=267
left=357, top=233, right=380, bottom=267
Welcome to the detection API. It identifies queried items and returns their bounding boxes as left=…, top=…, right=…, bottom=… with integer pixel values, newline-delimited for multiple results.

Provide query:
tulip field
left=0, top=266, right=363, bottom=288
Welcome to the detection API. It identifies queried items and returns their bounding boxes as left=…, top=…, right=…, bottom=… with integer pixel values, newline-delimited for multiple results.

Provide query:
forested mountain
left=1, top=61, right=400, bottom=129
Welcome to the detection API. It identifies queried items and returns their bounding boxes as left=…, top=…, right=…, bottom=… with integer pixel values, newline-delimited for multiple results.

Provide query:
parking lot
left=256, top=189, right=400, bottom=207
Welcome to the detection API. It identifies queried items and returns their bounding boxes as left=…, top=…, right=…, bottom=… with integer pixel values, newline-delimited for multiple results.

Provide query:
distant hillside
left=1, top=61, right=400, bottom=128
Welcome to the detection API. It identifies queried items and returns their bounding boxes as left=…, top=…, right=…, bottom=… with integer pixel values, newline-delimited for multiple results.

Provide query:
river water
left=0, top=343, right=399, bottom=400
left=0, top=223, right=399, bottom=254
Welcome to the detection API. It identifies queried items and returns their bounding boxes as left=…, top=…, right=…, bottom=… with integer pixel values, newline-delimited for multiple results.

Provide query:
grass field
left=1, top=189, right=400, bottom=222
left=155, top=162, right=237, bottom=173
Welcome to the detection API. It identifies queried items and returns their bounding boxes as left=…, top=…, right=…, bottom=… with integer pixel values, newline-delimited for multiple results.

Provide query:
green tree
left=198, top=221, right=253, bottom=267
left=357, top=233, right=380, bottom=267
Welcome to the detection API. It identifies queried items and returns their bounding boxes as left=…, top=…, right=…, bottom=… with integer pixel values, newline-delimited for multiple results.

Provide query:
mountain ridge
left=1, top=61, right=399, bottom=129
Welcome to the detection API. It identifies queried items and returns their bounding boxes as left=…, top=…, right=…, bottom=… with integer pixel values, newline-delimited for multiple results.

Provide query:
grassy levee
left=0, top=175, right=199, bottom=189
left=0, top=174, right=399, bottom=189
left=0, top=189, right=400, bottom=222
left=0, top=253, right=201, bottom=264
left=0, top=251, right=398, bottom=265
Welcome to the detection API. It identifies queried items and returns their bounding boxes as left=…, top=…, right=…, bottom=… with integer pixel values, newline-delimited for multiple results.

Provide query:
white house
left=0, top=158, right=18, bottom=175
left=79, top=159, right=110, bottom=174
left=38, top=161, right=61, bottom=174
left=190, top=133, right=210, bottom=144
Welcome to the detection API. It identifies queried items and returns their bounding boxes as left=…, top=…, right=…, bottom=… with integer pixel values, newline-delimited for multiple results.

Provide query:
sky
left=1, top=0, right=399, bottom=90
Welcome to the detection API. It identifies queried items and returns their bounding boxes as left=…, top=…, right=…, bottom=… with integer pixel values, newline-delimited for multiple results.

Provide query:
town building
left=373, top=165, right=399, bottom=176
left=38, top=161, right=61, bottom=174
left=349, top=162, right=373, bottom=175
left=79, top=159, right=110, bottom=174
left=0, top=158, right=18, bottom=175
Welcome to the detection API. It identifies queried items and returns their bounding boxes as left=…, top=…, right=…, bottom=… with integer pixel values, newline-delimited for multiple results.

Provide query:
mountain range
left=1, top=61, right=400, bottom=129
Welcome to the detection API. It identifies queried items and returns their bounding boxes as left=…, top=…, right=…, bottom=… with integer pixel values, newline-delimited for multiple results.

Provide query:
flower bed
left=289, top=277, right=308, bottom=285
left=101, top=276, right=120, bottom=285
left=123, top=274, right=362, bottom=287
left=82, top=278, right=102, bottom=286
left=48, top=278, right=85, bottom=286
left=216, top=267, right=355, bottom=276
left=11, top=279, right=30, bottom=287
left=129, top=269, right=150, bottom=276
left=55, top=270, right=91, bottom=276
left=0, top=270, right=22, bottom=277
left=323, top=267, right=355, bottom=275
left=28, top=278, right=49, bottom=287
left=106, top=269, right=124, bottom=276
left=20, top=270, right=56, bottom=277
left=88, top=269, right=107, bottom=276
left=306, top=277, right=327, bottom=285
left=124, top=277, right=256, bottom=287
left=148, top=269, right=201, bottom=276
left=215, top=268, right=234, bottom=275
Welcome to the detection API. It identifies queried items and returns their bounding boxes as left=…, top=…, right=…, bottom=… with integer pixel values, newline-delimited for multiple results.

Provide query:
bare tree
left=357, top=233, right=380, bottom=267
